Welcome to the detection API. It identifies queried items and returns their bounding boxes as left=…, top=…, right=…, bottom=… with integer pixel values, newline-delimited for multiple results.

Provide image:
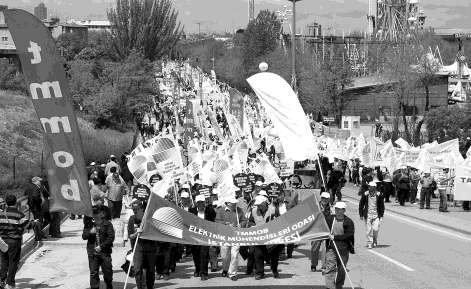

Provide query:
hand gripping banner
left=4, top=9, right=92, bottom=215
left=140, top=189, right=330, bottom=246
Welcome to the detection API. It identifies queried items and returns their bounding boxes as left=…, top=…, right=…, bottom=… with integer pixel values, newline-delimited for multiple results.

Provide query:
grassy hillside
left=0, top=90, right=135, bottom=190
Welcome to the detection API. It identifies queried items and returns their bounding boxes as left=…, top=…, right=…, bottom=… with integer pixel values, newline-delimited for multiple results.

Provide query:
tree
left=83, top=51, right=156, bottom=129
left=424, top=106, right=471, bottom=148
left=56, top=32, right=88, bottom=61
left=381, top=30, right=444, bottom=145
left=316, top=55, right=353, bottom=127
left=242, top=10, right=281, bottom=69
left=108, top=0, right=183, bottom=61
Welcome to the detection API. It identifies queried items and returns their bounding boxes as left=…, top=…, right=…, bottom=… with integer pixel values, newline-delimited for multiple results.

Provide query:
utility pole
left=288, top=0, right=301, bottom=93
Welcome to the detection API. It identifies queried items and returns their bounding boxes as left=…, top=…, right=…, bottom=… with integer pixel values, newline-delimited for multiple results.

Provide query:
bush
left=0, top=60, right=25, bottom=92
left=79, top=119, right=134, bottom=164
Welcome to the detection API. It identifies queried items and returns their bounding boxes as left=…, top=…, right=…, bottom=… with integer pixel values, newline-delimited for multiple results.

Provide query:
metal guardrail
left=0, top=195, right=29, bottom=215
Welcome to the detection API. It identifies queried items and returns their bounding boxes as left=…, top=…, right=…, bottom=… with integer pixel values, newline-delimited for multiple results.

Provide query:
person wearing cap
left=252, top=181, right=263, bottom=198
left=105, top=155, right=120, bottom=176
left=105, top=167, right=127, bottom=219
left=127, top=201, right=158, bottom=289
left=24, top=176, right=49, bottom=240
left=324, top=201, right=355, bottom=289
left=189, top=195, right=216, bottom=281
left=409, top=168, right=420, bottom=204
left=215, top=195, right=247, bottom=281
left=359, top=181, right=385, bottom=249
left=394, top=167, right=410, bottom=206
left=249, top=195, right=281, bottom=280
left=90, top=178, right=107, bottom=207
left=82, top=205, right=114, bottom=289
left=419, top=172, right=434, bottom=209
left=310, top=192, right=331, bottom=272
left=180, top=190, right=192, bottom=212
left=382, top=169, right=393, bottom=203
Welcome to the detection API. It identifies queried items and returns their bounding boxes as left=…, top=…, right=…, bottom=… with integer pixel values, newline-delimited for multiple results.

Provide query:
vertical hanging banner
left=183, top=99, right=196, bottom=148
left=5, top=9, right=91, bottom=215
left=229, top=88, right=244, bottom=129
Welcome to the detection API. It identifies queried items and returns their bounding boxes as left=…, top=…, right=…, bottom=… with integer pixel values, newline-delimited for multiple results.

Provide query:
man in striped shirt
left=0, top=194, right=30, bottom=289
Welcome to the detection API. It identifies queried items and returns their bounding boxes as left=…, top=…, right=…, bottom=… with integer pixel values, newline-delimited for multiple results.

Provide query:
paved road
left=16, top=189, right=471, bottom=289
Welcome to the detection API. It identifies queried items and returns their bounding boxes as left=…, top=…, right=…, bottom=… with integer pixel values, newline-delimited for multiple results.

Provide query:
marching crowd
left=1, top=61, right=470, bottom=289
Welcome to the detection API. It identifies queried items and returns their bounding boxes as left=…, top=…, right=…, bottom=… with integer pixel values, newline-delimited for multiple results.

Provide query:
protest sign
left=247, top=154, right=282, bottom=184
left=266, top=183, right=283, bottom=196
left=233, top=173, right=250, bottom=188
left=279, top=159, right=295, bottom=177
left=141, top=188, right=330, bottom=246
left=5, top=9, right=92, bottom=215
left=128, top=136, right=184, bottom=185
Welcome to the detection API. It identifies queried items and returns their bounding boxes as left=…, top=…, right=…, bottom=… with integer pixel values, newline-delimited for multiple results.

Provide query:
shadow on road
left=16, top=278, right=62, bottom=289
left=177, top=285, right=363, bottom=289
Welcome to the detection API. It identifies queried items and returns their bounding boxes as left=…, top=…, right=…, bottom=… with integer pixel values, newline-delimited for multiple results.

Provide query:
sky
left=2, top=0, right=471, bottom=34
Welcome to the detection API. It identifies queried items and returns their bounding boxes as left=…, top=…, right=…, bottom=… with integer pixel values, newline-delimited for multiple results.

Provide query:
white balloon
left=259, top=62, right=269, bottom=72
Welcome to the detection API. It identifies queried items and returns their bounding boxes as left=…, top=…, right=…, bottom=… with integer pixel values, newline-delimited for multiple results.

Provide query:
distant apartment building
left=70, top=20, right=111, bottom=32
left=0, top=5, right=16, bottom=53
left=34, top=2, right=47, bottom=21
left=51, top=23, right=88, bottom=42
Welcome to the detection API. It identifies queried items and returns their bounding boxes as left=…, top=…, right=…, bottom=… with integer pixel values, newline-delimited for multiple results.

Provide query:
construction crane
left=248, top=0, right=255, bottom=23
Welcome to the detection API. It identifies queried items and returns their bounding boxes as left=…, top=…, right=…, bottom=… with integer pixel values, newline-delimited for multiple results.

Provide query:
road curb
left=343, top=195, right=471, bottom=236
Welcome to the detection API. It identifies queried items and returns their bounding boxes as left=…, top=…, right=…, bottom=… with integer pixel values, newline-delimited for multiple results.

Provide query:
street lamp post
left=289, top=0, right=301, bottom=93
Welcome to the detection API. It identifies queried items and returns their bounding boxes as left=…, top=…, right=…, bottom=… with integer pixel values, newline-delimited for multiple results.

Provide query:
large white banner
left=454, top=162, right=471, bottom=201
left=412, top=139, right=464, bottom=171
left=247, top=72, right=317, bottom=161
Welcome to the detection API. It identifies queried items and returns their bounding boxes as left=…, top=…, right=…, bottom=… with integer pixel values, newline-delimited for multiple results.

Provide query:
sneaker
left=310, top=265, right=316, bottom=272
left=194, top=272, right=200, bottom=277
left=255, top=274, right=264, bottom=280
left=373, top=242, right=378, bottom=248
left=200, top=275, right=208, bottom=281
left=222, top=271, right=228, bottom=277
left=367, top=244, right=373, bottom=249
left=162, top=274, right=170, bottom=281
left=230, top=276, right=238, bottom=281
left=273, top=272, right=280, bottom=279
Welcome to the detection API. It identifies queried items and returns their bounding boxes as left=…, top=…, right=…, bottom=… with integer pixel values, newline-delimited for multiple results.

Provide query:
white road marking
left=344, top=198, right=471, bottom=243
left=367, top=250, right=415, bottom=272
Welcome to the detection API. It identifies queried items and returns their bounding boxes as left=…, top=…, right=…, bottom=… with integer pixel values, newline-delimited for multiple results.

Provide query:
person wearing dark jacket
left=128, top=201, right=157, bottom=289
left=24, top=176, right=49, bottom=241
left=324, top=202, right=355, bottom=289
left=396, top=168, right=410, bottom=206
left=359, top=181, right=385, bottom=249
left=189, top=195, right=216, bottom=280
left=82, top=206, right=115, bottom=289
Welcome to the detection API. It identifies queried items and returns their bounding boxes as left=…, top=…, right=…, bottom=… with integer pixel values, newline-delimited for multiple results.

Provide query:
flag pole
left=123, top=177, right=169, bottom=288
left=123, top=233, right=140, bottom=289
left=331, top=239, right=355, bottom=289
left=317, top=154, right=327, bottom=190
